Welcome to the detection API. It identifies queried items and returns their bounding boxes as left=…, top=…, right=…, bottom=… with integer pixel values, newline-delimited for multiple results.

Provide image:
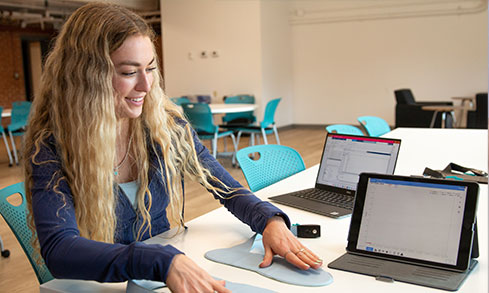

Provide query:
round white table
left=208, top=103, right=257, bottom=114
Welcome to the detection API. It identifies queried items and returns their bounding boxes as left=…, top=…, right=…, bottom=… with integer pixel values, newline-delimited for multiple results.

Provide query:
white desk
left=1, top=108, right=11, bottom=118
left=40, top=128, right=488, bottom=293
left=209, top=103, right=257, bottom=114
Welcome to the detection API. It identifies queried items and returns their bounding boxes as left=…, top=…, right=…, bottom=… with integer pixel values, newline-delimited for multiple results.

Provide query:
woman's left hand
left=260, top=216, right=323, bottom=270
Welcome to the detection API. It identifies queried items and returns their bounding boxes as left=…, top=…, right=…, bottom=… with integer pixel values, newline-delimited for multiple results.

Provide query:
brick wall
left=0, top=29, right=25, bottom=109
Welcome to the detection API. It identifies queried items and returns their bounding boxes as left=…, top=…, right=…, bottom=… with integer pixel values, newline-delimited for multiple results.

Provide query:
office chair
left=170, top=96, right=191, bottom=106
left=0, top=182, right=54, bottom=284
left=236, top=144, right=305, bottom=192
left=0, top=107, right=14, bottom=166
left=181, top=103, right=238, bottom=162
left=357, top=116, right=391, bottom=137
left=7, top=101, right=32, bottom=165
left=394, top=88, right=453, bottom=128
left=221, top=95, right=256, bottom=125
left=326, top=124, right=364, bottom=135
left=227, top=98, right=281, bottom=147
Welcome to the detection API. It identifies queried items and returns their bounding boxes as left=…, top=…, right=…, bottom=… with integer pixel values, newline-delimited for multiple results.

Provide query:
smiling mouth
left=128, top=97, right=144, bottom=102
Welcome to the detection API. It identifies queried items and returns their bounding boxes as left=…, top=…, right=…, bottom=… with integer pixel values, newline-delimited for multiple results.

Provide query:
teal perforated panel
left=237, top=145, right=305, bottom=192
left=0, top=182, right=54, bottom=284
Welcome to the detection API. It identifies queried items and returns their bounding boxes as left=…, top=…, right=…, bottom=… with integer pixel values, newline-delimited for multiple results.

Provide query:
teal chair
left=236, top=144, right=305, bottom=192
left=222, top=95, right=256, bottom=125
left=326, top=124, right=364, bottom=135
left=170, top=96, right=190, bottom=106
left=181, top=103, right=238, bottom=161
left=8, top=101, right=32, bottom=165
left=233, top=98, right=281, bottom=146
left=357, top=116, right=391, bottom=137
left=0, top=107, right=14, bottom=166
left=0, top=182, right=54, bottom=284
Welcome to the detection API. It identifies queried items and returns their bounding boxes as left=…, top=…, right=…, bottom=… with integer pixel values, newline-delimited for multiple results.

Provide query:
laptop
left=269, top=133, right=401, bottom=218
left=328, top=173, right=479, bottom=291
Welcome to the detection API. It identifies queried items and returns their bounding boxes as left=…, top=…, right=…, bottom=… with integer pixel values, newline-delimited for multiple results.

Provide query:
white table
left=1, top=108, right=11, bottom=118
left=209, top=103, right=257, bottom=114
left=40, top=128, right=488, bottom=293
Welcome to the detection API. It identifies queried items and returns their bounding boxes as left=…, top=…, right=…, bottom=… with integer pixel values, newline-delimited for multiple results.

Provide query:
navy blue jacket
left=31, top=128, right=289, bottom=282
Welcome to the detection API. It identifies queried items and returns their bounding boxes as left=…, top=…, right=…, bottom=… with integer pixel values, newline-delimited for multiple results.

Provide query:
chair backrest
left=8, top=101, right=32, bottom=132
left=0, top=106, right=4, bottom=134
left=181, top=103, right=217, bottom=134
left=170, top=97, right=191, bottom=106
left=394, top=89, right=416, bottom=105
left=260, top=98, right=281, bottom=128
left=222, top=95, right=256, bottom=124
left=0, top=182, right=54, bottom=284
left=236, top=144, right=305, bottom=192
left=357, top=116, right=391, bottom=137
left=326, top=124, right=364, bottom=135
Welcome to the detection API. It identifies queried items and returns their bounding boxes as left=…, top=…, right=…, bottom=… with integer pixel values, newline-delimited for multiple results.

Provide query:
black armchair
left=394, top=89, right=453, bottom=128
left=467, top=93, right=488, bottom=129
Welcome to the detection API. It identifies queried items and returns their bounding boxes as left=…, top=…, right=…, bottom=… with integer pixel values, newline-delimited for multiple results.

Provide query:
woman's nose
left=136, top=72, right=152, bottom=92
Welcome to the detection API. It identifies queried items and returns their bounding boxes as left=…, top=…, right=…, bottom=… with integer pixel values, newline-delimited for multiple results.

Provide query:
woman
left=24, top=2, right=322, bottom=292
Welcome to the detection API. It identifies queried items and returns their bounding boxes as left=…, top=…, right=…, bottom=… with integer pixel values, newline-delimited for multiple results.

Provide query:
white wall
left=290, top=2, right=488, bottom=125
left=161, top=0, right=263, bottom=105
left=161, top=0, right=488, bottom=127
left=260, top=1, right=294, bottom=126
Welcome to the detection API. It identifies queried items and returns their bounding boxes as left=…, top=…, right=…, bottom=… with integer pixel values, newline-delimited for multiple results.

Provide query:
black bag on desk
left=423, top=162, right=488, bottom=184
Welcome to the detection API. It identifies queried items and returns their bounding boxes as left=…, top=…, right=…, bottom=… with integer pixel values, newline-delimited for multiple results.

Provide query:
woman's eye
left=122, top=72, right=136, bottom=76
left=146, top=67, right=157, bottom=73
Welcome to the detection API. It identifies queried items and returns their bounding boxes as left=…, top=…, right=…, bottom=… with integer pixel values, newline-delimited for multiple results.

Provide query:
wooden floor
left=0, top=126, right=326, bottom=292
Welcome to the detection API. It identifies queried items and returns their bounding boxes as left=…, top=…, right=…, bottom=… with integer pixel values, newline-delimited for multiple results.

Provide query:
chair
left=236, top=144, right=305, bottom=192
left=394, top=89, right=453, bottom=128
left=170, top=96, right=190, bottom=106
left=0, top=182, right=54, bottom=284
left=326, top=124, right=364, bottom=135
left=0, top=107, right=14, bottom=166
left=181, top=103, right=238, bottom=161
left=7, top=101, right=32, bottom=165
left=221, top=95, right=256, bottom=125
left=227, top=98, right=281, bottom=146
left=467, top=93, right=488, bottom=129
left=357, top=116, right=391, bottom=137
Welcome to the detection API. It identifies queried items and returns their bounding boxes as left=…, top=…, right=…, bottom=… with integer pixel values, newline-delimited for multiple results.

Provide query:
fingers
left=283, top=246, right=323, bottom=270
left=213, top=279, right=231, bottom=293
left=259, top=244, right=274, bottom=268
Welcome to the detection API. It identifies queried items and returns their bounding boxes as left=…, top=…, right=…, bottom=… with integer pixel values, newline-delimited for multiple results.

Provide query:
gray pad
left=126, top=278, right=276, bottom=293
left=205, top=234, right=333, bottom=287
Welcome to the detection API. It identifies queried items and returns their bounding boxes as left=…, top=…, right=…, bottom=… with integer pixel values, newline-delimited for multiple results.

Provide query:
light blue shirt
left=119, top=181, right=139, bottom=209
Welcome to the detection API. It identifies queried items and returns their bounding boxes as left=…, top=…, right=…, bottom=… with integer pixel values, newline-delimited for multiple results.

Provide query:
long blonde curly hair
left=24, top=2, right=231, bottom=245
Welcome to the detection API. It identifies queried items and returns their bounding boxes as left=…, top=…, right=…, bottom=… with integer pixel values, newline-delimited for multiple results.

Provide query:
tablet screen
left=347, top=173, right=479, bottom=271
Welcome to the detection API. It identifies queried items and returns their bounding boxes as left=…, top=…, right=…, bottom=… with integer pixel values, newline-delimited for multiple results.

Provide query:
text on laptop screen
left=317, top=135, right=401, bottom=190
left=357, top=178, right=467, bottom=265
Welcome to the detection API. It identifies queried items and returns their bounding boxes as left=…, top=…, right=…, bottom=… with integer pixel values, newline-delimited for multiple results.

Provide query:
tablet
left=346, top=173, right=479, bottom=272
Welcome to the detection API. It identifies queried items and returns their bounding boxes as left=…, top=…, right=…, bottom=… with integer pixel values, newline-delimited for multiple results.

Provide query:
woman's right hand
left=166, top=254, right=231, bottom=293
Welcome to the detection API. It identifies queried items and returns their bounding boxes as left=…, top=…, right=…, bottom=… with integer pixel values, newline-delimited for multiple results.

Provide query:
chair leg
left=236, top=131, right=243, bottom=147
left=8, top=131, right=19, bottom=165
left=261, top=128, right=268, bottom=145
left=2, top=133, right=13, bottom=166
left=212, top=134, right=218, bottom=158
left=230, top=134, right=238, bottom=167
left=250, top=133, right=255, bottom=146
left=273, top=124, right=280, bottom=145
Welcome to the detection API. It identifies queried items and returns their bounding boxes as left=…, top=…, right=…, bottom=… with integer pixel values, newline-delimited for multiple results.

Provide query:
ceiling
left=0, top=0, right=160, bottom=30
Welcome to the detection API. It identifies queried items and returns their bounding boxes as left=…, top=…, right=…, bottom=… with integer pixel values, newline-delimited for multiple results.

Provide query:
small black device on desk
left=291, top=224, right=321, bottom=238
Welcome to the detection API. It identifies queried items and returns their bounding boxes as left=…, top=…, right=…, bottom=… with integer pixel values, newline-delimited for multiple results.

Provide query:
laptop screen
left=316, top=134, right=401, bottom=191
left=347, top=173, right=479, bottom=271
left=357, top=178, right=467, bottom=265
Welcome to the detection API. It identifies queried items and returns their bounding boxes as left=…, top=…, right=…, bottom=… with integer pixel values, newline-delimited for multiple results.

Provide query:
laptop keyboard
left=290, top=189, right=354, bottom=210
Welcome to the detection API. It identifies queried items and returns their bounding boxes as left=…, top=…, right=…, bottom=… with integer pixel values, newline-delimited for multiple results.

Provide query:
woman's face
left=111, top=35, right=156, bottom=120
